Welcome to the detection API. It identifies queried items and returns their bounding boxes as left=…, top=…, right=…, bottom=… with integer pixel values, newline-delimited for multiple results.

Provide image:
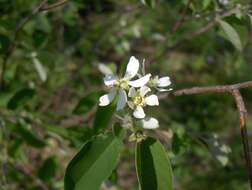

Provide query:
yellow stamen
left=116, top=79, right=129, bottom=90
left=133, top=95, right=145, bottom=106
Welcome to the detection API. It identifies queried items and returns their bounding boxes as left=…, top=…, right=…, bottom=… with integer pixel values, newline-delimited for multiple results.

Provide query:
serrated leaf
left=136, top=137, right=173, bottom=190
left=7, top=88, right=35, bottom=110
left=64, top=133, right=124, bottom=190
left=218, top=20, right=242, bottom=51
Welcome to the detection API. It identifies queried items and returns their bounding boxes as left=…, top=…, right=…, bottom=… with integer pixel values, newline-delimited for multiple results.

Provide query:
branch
left=173, top=80, right=252, bottom=96
left=232, top=90, right=252, bottom=189
left=172, top=0, right=193, bottom=33
left=185, top=6, right=241, bottom=39
left=167, top=80, right=252, bottom=189
left=40, top=0, right=68, bottom=11
left=153, top=5, right=247, bottom=62
left=0, top=0, right=68, bottom=89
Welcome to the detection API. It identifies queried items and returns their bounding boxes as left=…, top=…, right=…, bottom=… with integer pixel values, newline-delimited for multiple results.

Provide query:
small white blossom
left=128, top=86, right=159, bottom=119
left=149, top=76, right=172, bottom=92
left=98, top=56, right=173, bottom=131
left=219, top=0, right=229, bottom=5
left=99, top=56, right=151, bottom=111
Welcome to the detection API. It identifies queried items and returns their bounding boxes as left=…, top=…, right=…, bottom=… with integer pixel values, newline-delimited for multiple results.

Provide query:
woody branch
left=166, top=80, right=252, bottom=189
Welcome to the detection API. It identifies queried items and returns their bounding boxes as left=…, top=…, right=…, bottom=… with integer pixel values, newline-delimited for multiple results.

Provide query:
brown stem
left=164, top=80, right=252, bottom=189
left=172, top=80, right=252, bottom=96
left=232, top=89, right=252, bottom=189
left=0, top=0, right=68, bottom=90
left=40, top=0, right=68, bottom=11
left=172, top=0, right=193, bottom=33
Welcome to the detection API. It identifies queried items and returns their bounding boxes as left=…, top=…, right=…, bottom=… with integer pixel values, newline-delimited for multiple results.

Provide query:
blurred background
left=0, top=0, right=252, bottom=189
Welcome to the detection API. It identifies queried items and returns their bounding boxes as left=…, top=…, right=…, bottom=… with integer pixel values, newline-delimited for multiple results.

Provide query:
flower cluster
left=98, top=56, right=172, bottom=129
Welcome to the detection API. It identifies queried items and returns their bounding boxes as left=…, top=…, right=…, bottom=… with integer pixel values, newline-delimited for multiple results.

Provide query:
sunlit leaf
left=31, top=54, right=47, bottom=82
left=203, top=0, right=211, bottom=9
left=140, top=0, right=156, bottom=8
left=248, top=14, right=252, bottom=26
left=218, top=20, right=242, bottom=51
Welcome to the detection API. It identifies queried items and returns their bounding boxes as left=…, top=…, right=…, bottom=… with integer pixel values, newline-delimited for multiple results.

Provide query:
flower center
left=117, top=79, right=129, bottom=89
left=133, top=95, right=145, bottom=106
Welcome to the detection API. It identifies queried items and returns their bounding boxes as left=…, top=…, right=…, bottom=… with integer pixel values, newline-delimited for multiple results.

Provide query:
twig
left=0, top=0, right=48, bottom=89
left=172, top=0, right=193, bottom=33
left=0, top=0, right=68, bottom=90
left=232, top=90, right=252, bottom=189
left=152, top=5, right=246, bottom=63
left=165, top=80, right=252, bottom=189
left=13, top=163, right=49, bottom=190
left=185, top=6, right=240, bottom=39
left=40, top=0, right=68, bottom=11
left=172, top=81, right=252, bottom=96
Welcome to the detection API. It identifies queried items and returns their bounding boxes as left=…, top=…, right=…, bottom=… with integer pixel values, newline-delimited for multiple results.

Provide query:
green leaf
left=64, top=133, right=124, bottom=190
left=45, top=125, right=94, bottom=148
left=203, top=0, right=211, bottom=9
left=136, top=137, right=173, bottom=190
left=248, top=14, right=252, bottom=26
left=93, top=100, right=116, bottom=134
left=32, top=55, right=47, bottom=82
left=112, top=122, right=126, bottom=139
left=38, top=156, right=58, bottom=182
left=11, top=123, right=46, bottom=148
left=141, top=0, right=156, bottom=8
left=218, top=20, right=242, bottom=51
left=73, top=92, right=102, bottom=115
left=0, top=34, right=10, bottom=54
left=7, top=88, right=35, bottom=110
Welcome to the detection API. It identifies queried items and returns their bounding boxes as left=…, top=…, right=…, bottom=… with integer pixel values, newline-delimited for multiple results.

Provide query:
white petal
left=116, top=89, right=127, bottom=111
left=128, top=87, right=137, bottom=97
left=104, top=74, right=116, bottom=86
left=98, top=63, right=113, bottom=75
left=141, top=117, right=159, bottom=129
left=140, top=86, right=151, bottom=96
left=133, top=106, right=145, bottom=119
left=124, top=56, right=139, bottom=79
left=99, top=89, right=116, bottom=106
left=157, top=76, right=171, bottom=87
left=157, top=88, right=173, bottom=92
left=128, top=73, right=151, bottom=88
left=145, top=95, right=159, bottom=106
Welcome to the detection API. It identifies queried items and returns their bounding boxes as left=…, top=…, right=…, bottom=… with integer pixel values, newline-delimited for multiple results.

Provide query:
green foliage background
left=1, top=0, right=252, bottom=189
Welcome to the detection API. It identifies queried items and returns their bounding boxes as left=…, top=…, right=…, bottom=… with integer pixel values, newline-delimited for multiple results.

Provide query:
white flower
left=99, top=56, right=151, bottom=111
left=128, top=86, right=159, bottom=119
left=140, top=117, right=159, bottom=129
left=149, top=76, right=172, bottom=92
left=219, top=0, right=229, bottom=5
